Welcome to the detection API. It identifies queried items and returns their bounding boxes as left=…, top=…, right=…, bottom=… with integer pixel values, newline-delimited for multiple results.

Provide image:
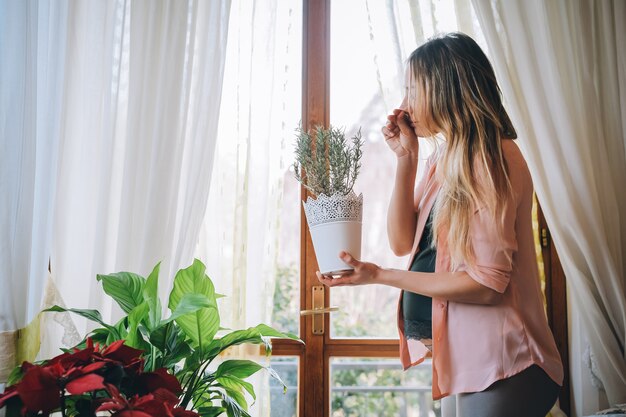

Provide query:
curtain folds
left=194, top=0, right=303, bottom=414
left=31, top=0, right=231, bottom=358
left=0, top=0, right=68, bottom=379
left=472, top=0, right=626, bottom=412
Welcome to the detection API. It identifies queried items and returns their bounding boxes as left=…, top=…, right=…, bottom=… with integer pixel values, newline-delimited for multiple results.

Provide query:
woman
left=317, top=33, right=563, bottom=417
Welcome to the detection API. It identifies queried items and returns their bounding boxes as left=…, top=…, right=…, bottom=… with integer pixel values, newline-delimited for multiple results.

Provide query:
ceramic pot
left=302, top=191, right=363, bottom=276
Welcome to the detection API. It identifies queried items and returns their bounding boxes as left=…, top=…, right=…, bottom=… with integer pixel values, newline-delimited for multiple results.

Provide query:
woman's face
left=401, top=70, right=439, bottom=137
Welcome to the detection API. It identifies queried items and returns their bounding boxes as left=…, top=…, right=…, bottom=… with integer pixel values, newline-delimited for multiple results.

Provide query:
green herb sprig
left=293, top=124, right=363, bottom=197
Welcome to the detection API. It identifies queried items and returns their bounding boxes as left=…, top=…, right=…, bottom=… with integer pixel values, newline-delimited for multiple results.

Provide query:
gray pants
left=441, top=365, right=560, bottom=417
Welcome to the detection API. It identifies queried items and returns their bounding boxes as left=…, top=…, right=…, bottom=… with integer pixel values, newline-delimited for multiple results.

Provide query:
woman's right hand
left=382, top=109, right=419, bottom=158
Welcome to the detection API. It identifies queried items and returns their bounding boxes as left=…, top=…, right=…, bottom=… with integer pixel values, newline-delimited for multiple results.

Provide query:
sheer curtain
left=22, top=0, right=232, bottom=358
left=472, top=0, right=626, bottom=414
left=0, top=0, right=68, bottom=381
left=194, top=0, right=302, bottom=415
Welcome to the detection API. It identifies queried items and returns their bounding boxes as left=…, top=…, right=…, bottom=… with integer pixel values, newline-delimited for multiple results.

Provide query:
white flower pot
left=302, top=192, right=363, bottom=276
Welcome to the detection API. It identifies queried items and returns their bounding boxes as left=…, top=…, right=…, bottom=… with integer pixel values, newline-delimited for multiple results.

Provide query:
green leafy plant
left=43, top=259, right=301, bottom=417
left=293, top=124, right=363, bottom=197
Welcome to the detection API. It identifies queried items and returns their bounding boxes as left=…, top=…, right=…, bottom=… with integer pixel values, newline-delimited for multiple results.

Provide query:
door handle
left=299, top=285, right=339, bottom=334
left=300, top=307, right=339, bottom=316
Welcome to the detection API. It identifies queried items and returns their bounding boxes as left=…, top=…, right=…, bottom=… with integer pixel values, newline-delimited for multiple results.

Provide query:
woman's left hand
left=316, top=251, right=381, bottom=287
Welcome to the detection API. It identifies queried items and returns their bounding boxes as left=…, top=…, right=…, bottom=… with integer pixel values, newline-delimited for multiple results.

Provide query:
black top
left=402, top=208, right=436, bottom=339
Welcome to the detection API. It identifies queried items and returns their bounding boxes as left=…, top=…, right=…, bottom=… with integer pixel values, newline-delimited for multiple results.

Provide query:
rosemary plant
left=293, top=124, right=364, bottom=197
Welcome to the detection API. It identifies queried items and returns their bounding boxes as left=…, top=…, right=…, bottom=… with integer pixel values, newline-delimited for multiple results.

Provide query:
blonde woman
left=317, top=33, right=563, bottom=417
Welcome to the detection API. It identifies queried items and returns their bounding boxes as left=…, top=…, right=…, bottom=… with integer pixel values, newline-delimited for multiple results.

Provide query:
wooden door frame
left=538, top=205, right=571, bottom=415
left=271, top=1, right=331, bottom=416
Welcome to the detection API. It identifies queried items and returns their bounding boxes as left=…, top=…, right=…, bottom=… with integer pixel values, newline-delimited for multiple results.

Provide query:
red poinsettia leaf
left=101, top=340, right=125, bottom=353
left=20, top=361, right=37, bottom=372
left=101, top=341, right=144, bottom=365
left=46, top=363, right=66, bottom=379
left=80, top=361, right=107, bottom=373
left=66, top=373, right=106, bottom=395
left=133, top=398, right=170, bottom=417
left=124, top=358, right=145, bottom=374
left=16, top=367, right=61, bottom=412
left=96, top=402, right=127, bottom=413
left=170, top=408, right=199, bottom=417
left=61, top=346, right=95, bottom=369
left=115, top=410, right=154, bottom=417
left=136, top=369, right=182, bottom=395
left=104, top=383, right=125, bottom=401
left=65, top=360, right=104, bottom=380
left=96, top=384, right=129, bottom=413
left=44, top=352, right=70, bottom=367
left=0, top=386, right=19, bottom=408
left=150, top=388, right=179, bottom=406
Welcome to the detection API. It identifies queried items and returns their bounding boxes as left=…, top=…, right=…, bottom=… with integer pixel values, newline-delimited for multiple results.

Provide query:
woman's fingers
left=316, top=271, right=354, bottom=287
left=396, top=110, right=409, bottom=128
left=395, top=110, right=419, bottom=140
left=382, top=124, right=400, bottom=138
left=339, top=251, right=360, bottom=267
left=382, top=125, right=397, bottom=138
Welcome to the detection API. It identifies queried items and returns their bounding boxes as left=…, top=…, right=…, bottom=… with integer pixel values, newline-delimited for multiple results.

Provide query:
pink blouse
left=397, top=139, right=564, bottom=399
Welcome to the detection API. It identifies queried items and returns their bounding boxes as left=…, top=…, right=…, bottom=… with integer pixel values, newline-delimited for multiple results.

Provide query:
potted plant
left=293, top=124, right=364, bottom=276
left=0, top=259, right=300, bottom=417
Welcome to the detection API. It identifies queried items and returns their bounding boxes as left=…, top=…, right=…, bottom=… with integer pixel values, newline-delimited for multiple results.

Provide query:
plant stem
left=181, top=359, right=213, bottom=410
left=151, top=345, right=156, bottom=372
left=60, top=391, right=67, bottom=417
left=181, top=365, right=203, bottom=409
left=189, top=376, right=216, bottom=409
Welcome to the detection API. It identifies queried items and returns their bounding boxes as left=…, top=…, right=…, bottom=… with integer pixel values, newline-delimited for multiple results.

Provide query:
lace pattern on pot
left=303, top=191, right=363, bottom=227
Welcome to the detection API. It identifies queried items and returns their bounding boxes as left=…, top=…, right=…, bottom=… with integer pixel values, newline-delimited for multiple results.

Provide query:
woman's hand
left=316, top=251, right=381, bottom=287
left=382, top=109, right=419, bottom=158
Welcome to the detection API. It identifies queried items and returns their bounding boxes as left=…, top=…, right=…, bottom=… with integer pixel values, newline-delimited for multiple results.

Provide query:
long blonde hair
left=408, top=33, right=517, bottom=268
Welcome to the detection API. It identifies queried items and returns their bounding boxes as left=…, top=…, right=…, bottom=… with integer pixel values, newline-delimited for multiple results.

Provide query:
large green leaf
left=216, top=375, right=256, bottom=401
left=143, top=263, right=162, bottom=330
left=87, top=328, right=111, bottom=345
left=220, top=392, right=251, bottom=417
left=149, top=322, right=192, bottom=369
left=149, top=321, right=175, bottom=351
left=218, top=378, right=249, bottom=410
left=163, top=293, right=214, bottom=324
left=125, top=301, right=150, bottom=349
left=6, top=365, right=24, bottom=386
left=215, top=360, right=263, bottom=380
left=265, top=365, right=288, bottom=394
left=197, top=406, right=227, bottom=417
left=161, top=341, right=192, bottom=369
left=97, top=272, right=146, bottom=313
left=213, top=324, right=301, bottom=355
left=168, top=259, right=220, bottom=352
left=43, top=306, right=119, bottom=338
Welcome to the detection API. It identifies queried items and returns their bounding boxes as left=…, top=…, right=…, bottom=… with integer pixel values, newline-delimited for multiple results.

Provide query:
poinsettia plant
left=0, top=339, right=192, bottom=417
left=0, top=259, right=300, bottom=417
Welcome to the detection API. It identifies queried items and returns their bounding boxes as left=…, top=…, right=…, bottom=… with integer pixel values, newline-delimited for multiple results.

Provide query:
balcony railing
left=269, top=359, right=439, bottom=417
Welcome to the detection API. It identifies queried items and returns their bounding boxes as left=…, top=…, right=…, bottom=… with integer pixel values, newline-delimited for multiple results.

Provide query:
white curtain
left=2, top=0, right=234, bottom=359
left=472, top=0, right=626, bottom=414
left=0, top=0, right=68, bottom=380
left=194, top=0, right=303, bottom=415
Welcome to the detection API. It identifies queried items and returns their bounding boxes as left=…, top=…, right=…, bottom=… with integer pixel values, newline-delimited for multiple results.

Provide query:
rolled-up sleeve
left=464, top=202, right=518, bottom=294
